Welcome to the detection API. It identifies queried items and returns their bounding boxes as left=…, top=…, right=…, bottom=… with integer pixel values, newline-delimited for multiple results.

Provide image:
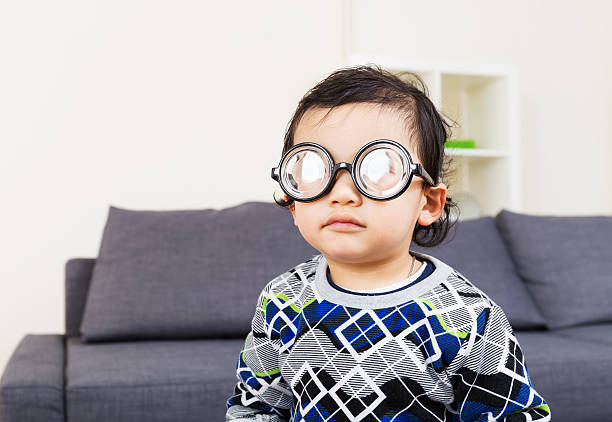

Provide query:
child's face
left=288, top=102, right=446, bottom=265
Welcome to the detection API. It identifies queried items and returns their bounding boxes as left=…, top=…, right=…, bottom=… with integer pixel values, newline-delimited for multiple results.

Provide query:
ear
left=417, top=182, right=447, bottom=226
left=287, top=197, right=297, bottom=226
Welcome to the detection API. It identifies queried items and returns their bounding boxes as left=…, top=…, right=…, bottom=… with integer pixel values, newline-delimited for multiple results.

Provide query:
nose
left=327, top=167, right=362, bottom=205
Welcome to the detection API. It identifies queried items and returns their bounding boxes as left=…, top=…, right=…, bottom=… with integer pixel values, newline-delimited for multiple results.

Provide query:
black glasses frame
left=271, top=139, right=436, bottom=202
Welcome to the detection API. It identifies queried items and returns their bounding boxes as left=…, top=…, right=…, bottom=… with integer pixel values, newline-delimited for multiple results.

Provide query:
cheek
left=293, top=206, right=321, bottom=235
left=370, top=202, right=419, bottom=233
left=293, top=215, right=326, bottom=252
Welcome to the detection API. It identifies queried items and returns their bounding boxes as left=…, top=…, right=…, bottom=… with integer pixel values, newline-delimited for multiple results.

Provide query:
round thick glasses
left=271, top=139, right=436, bottom=202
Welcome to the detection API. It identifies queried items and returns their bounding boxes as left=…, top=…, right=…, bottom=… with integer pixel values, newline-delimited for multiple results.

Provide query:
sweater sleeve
left=446, top=303, right=551, bottom=421
left=225, top=288, right=294, bottom=422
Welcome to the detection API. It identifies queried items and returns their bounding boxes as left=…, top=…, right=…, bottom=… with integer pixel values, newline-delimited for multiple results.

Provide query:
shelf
left=444, top=148, right=509, bottom=159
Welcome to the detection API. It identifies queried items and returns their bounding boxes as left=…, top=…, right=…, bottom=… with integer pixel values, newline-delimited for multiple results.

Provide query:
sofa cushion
left=66, top=337, right=243, bottom=422
left=547, top=322, right=612, bottom=347
left=495, top=209, right=612, bottom=329
left=80, top=201, right=318, bottom=342
left=0, top=335, right=65, bottom=422
left=515, top=330, right=612, bottom=421
left=412, top=216, right=546, bottom=330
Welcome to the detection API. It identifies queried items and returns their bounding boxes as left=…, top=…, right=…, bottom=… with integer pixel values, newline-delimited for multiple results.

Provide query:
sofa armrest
left=0, top=334, right=65, bottom=422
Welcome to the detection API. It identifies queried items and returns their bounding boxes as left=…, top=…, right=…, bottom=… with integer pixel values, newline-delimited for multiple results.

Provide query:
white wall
left=0, top=0, right=344, bottom=373
left=1, top=0, right=611, bottom=374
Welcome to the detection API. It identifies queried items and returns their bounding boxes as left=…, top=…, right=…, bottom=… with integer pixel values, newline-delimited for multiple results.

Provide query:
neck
left=325, top=250, right=423, bottom=291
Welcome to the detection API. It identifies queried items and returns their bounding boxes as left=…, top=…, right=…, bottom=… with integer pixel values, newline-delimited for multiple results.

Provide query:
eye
left=387, top=151, right=399, bottom=174
left=300, top=151, right=326, bottom=183
left=281, top=146, right=330, bottom=199
left=357, top=146, right=407, bottom=197
left=361, top=150, right=389, bottom=183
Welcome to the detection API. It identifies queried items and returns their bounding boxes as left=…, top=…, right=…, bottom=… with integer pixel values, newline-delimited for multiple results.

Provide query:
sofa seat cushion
left=547, top=322, right=612, bottom=346
left=0, top=335, right=65, bottom=422
left=495, top=209, right=612, bottom=329
left=66, top=337, right=243, bottom=422
left=80, top=202, right=318, bottom=342
left=515, top=330, right=612, bottom=421
left=412, top=216, right=546, bottom=330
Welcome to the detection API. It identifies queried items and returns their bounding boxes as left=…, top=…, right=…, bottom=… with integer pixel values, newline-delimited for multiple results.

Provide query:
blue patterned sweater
left=225, top=251, right=551, bottom=422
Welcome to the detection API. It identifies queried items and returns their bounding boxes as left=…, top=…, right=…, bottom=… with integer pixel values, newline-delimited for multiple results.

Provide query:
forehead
left=293, top=103, right=417, bottom=161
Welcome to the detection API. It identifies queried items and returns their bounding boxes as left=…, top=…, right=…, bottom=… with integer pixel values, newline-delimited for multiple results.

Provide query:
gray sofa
left=1, top=201, right=612, bottom=422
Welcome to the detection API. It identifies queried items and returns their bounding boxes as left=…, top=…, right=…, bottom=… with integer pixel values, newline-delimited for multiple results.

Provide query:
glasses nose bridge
left=333, top=161, right=352, bottom=172
left=328, top=161, right=357, bottom=191
left=331, top=161, right=354, bottom=181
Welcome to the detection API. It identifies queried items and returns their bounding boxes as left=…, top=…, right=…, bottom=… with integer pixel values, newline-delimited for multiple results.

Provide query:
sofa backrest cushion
left=495, top=209, right=612, bottom=329
left=80, top=202, right=318, bottom=342
left=412, top=216, right=547, bottom=330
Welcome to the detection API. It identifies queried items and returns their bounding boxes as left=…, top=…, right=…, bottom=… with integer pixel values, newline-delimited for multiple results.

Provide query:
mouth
left=325, top=221, right=364, bottom=229
left=323, top=215, right=366, bottom=231
left=324, top=221, right=366, bottom=231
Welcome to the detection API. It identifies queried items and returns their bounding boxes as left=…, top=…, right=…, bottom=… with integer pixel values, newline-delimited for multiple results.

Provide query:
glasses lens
left=281, top=147, right=329, bottom=199
left=357, top=145, right=408, bottom=198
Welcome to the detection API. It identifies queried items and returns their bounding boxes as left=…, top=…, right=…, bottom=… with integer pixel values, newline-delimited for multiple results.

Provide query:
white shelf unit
left=348, top=54, right=521, bottom=219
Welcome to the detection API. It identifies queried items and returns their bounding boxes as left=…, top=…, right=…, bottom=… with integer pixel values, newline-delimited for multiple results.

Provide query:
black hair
left=273, top=64, right=459, bottom=248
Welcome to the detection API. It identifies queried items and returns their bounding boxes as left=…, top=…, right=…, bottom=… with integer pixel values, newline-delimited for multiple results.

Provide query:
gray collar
left=312, top=251, right=453, bottom=309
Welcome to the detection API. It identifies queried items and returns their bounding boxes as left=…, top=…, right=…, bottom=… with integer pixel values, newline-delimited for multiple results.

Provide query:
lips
left=324, top=214, right=365, bottom=227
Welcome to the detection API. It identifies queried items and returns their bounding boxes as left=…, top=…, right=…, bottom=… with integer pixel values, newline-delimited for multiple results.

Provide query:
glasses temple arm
left=414, top=163, right=436, bottom=186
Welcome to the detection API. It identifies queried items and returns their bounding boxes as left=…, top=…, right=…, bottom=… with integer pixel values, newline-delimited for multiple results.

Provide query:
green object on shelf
left=445, top=139, right=476, bottom=148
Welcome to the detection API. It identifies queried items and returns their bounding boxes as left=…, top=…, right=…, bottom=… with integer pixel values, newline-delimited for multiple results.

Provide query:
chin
left=322, top=246, right=371, bottom=263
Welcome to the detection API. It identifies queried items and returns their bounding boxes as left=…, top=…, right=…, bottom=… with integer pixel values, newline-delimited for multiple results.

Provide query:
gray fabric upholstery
left=80, top=201, right=318, bottom=342
left=0, top=334, right=65, bottom=422
left=495, top=209, right=612, bottom=329
left=412, top=216, right=547, bottom=330
left=66, top=336, right=243, bottom=422
left=547, top=322, right=612, bottom=346
left=516, top=329, right=612, bottom=421
left=65, top=258, right=96, bottom=338
left=4, top=205, right=611, bottom=422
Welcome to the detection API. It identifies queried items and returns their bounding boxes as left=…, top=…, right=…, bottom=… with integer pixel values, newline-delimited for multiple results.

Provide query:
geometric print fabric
left=226, top=253, right=551, bottom=422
